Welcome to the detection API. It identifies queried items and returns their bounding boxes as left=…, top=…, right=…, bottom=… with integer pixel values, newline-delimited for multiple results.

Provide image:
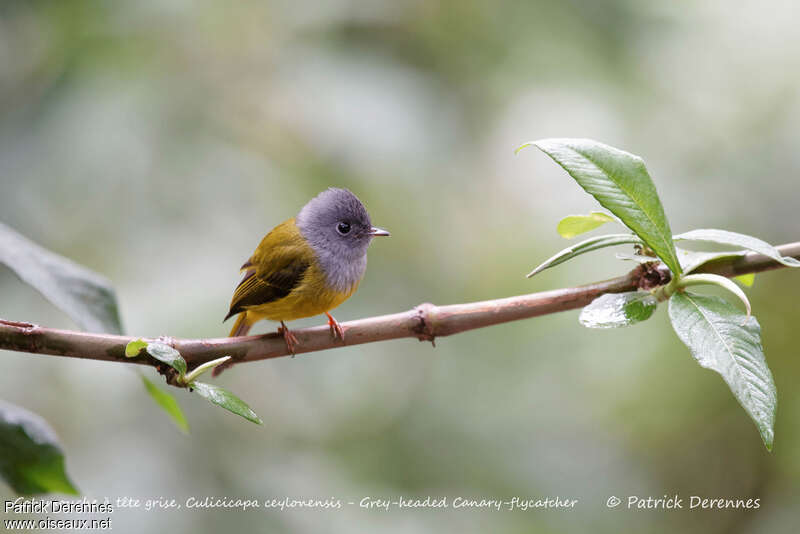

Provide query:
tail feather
left=213, top=312, right=253, bottom=377
left=228, top=312, right=253, bottom=337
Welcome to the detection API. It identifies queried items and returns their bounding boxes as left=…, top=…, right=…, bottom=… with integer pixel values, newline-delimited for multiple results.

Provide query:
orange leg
left=277, top=321, right=299, bottom=354
left=326, top=312, right=344, bottom=340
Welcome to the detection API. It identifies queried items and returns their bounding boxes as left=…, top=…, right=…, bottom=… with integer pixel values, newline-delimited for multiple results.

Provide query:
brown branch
left=1, top=242, right=799, bottom=376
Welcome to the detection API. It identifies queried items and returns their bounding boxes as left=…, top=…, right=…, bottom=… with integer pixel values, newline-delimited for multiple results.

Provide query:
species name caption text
left=3, top=496, right=576, bottom=517
left=3, top=493, right=762, bottom=523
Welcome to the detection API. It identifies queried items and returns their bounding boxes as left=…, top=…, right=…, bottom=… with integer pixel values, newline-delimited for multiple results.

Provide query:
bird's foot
left=326, top=312, right=344, bottom=341
left=278, top=321, right=299, bottom=354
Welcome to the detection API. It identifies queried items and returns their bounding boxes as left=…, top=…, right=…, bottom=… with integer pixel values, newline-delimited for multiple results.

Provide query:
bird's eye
left=336, top=222, right=351, bottom=235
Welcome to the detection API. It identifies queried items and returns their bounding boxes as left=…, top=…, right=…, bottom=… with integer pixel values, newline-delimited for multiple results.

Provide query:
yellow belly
left=243, top=262, right=358, bottom=322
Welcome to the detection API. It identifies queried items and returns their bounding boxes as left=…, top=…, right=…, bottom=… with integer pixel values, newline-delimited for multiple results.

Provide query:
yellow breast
left=247, top=262, right=359, bottom=322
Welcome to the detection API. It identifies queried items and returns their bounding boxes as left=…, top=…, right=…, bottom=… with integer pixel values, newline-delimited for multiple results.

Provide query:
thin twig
left=1, top=242, right=798, bottom=376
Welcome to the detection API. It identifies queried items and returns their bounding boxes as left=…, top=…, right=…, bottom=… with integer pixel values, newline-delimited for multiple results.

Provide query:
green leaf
left=675, top=229, right=800, bottom=268
left=668, top=293, right=776, bottom=450
left=125, top=339, right=148, bottom=358
left=141, top=376, right=189, bottom=434
left=528, top=233, right=643, bottom=277
left=520, top=139, right=682, bottom=275
left=676, top=274, right=751, bottom=319
left=676, top=248, right=748, bottom=274
left=735, top=273, right=755, bottom=287
left=579, top=291, right=658, bottom=328
left=182, top=356, right=232, bottom=384
left=190, top=382, right=263, bottom=425
left=0, top=400, right=79, bottom=495
left=557, top=212, right=616, bottom=239
left=0, top=222, right=123, bottom=334
left=146, top=343, right=187, bottom=376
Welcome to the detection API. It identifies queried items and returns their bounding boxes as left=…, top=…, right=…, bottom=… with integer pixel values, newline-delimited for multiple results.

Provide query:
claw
left=278, top=321, right=299, bottom=354
left=326, top=312, right=344, bottom=341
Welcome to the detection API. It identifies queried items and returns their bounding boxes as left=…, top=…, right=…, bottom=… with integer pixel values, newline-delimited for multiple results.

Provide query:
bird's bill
left=370, top=227, right=391, bottom=237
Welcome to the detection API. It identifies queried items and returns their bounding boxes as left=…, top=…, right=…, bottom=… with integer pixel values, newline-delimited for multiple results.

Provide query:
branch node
left=413, top=302, right=437, bottom=346
left=635, top=262, right=671, bottom=290
left=156, top=364, right=183, bottom=388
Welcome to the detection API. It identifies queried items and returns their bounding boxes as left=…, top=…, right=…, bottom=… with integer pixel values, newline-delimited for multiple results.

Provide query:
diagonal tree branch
left=1, top=242, right=798, bottom=378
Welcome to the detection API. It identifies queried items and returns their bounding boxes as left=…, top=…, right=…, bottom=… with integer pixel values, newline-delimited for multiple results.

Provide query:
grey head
left=296, top=188, right=389, bottom=292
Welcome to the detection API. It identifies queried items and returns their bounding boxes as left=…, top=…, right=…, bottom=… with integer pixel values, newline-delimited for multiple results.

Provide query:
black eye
left=336, top=222, right=351, bottom=235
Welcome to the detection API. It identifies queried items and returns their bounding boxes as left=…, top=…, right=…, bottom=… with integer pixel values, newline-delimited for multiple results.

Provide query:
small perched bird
left=218, top=188, right=388, bottom=373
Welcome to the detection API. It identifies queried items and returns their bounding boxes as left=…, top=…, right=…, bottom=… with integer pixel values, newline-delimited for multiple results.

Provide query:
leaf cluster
left=519, top=138, right=798, bottom=450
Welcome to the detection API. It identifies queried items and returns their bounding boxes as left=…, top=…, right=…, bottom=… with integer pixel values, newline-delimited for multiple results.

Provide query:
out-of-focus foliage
left=2, top=1, right=799, bottom=532
left=0, top=401, right=78, bottom=495
left=141, top=375, right=189, bottom=434
left=0, top=222, right=122, bottom=334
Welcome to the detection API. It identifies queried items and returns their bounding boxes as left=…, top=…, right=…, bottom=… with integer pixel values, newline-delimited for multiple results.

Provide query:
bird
left=216, top=188, right=389, bottom=374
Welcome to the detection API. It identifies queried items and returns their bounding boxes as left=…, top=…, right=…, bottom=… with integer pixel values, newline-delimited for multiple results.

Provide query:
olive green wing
left=224, top=259, right=309, bottom=321
left=225, top=218, right=314, bottom=321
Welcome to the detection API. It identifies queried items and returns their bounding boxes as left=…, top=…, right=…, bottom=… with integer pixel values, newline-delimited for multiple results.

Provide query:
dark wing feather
left=224, top=260, right=309, bottom=321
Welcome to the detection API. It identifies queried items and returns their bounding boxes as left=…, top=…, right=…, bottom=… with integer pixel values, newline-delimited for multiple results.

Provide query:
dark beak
left=370, top=226, right=390, bottom=237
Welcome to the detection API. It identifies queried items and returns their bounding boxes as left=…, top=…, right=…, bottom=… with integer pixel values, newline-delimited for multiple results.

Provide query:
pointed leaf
left=675, top=229, right=800, bottom=268
left=146, top=343, right=187, bottom=376
left=579, top=291, right=658, bottom=328
left=191, top=382, right=263, bottom=425
left=0, top=400, right=79, bottom=495
left=557, top=212, right=616, bottom=238
left=520, top=139, right=681, bottom=274
left=182, top=356, right=232, bottom=384
left=528, top=233, right=643, bottom=277
left=0, top=222, right=122, bottom=334
left=141, top=376, right=189, bottom=434
left=668, top=293, right=776, bottom=450
left=735, top=273, right=755, bottom=287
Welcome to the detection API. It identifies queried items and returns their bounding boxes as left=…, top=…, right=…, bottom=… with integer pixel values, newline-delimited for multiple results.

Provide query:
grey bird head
left=296, top=188, right=389, bottom=291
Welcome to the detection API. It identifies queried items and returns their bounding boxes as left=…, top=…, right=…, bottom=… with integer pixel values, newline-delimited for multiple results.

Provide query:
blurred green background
left=2, top=0, right=799, bottom=532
